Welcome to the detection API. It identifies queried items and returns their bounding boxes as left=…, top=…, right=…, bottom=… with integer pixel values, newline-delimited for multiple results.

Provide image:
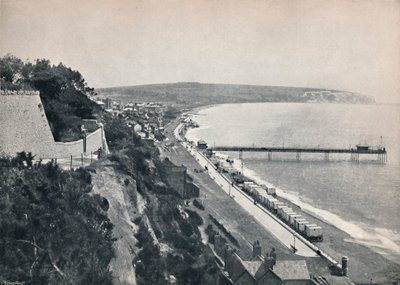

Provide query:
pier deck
left=208, top=145, right=387, bottom=162
left=209, top=146, right=386, bottom=154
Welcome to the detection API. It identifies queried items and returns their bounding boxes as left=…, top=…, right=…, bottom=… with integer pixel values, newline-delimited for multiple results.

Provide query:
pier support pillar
left=268, top=152, right=272, bottom=161
left=350, top=153, right=359, bottom=162
left=239, top=150, right=243, bottom=160
left=378, top=153, right=387, bottom=163
left=296, top=152, right=301, bottom=161
left=324, top=152, right=329, bottom=161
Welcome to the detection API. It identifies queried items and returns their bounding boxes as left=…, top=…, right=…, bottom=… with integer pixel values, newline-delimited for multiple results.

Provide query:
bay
left=186, top=102, right=400, bottom=262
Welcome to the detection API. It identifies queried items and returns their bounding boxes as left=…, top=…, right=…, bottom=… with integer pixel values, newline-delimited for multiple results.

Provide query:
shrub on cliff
left=0, top=154, right=115, bottom=284
left=186, top=209, right=204, bottom=226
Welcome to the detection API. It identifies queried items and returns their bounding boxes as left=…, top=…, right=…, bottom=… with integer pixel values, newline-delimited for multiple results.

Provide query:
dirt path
left=91, top=162, right=138, bottom=285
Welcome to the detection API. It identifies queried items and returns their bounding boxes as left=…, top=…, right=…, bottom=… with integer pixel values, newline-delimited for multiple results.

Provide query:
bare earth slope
left=90, top=161, right=140, bottom=285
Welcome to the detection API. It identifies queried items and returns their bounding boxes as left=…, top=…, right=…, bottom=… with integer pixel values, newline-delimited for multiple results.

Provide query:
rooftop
left=273, top=260, right=310, bottom=280
left=242, top=260, right=263, bottom=277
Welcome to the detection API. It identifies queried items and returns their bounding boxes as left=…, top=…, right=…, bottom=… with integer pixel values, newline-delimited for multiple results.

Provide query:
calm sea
left=186, top=102, right=400, bottom=263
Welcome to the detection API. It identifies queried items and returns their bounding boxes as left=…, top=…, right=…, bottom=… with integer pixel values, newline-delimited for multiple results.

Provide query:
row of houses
left=214, top=236, right=312, bottom=285
left=96, top=98, right=166, bottom=117
left=211, top=236, right=356, bottom=285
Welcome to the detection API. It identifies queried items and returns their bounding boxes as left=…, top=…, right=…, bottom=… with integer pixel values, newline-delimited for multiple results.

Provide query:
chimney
left=270, top=248, right=277, bottom=264
left=263, top=247, right=277, bottom=270
left=342, top=256, right=348, bottom=276
left=252, top=240, right=262, bottom=258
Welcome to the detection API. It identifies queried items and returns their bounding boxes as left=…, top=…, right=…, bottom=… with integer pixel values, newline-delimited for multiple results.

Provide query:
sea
left=185, top=102, right=400, bottom=264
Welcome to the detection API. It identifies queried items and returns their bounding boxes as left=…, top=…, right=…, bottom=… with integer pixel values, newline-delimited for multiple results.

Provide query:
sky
left=1, top=0, right=400, bottom=102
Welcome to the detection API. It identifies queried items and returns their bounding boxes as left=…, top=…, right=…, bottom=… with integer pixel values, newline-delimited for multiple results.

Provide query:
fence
left=1, top=281, right=25, bottom=285
left=39, top=151, right=102, bottom=170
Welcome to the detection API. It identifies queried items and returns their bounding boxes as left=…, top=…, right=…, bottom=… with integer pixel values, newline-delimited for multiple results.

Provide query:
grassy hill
left=97, top=82, right=374, bottom=106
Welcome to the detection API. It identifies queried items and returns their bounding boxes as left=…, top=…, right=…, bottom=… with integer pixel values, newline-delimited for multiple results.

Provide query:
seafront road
left=169, top=122, right=318, bottom=257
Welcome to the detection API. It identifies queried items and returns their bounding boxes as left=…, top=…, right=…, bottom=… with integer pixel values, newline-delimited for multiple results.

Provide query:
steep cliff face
left=89, top=155, right=227, bottom=285
left=299, top=90, right=373, bottom=103
left=90, top=161, right=141, bottom=285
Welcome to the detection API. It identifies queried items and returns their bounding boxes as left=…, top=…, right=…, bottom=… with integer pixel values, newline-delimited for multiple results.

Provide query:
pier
left=208, top=144, right=387, bottom=163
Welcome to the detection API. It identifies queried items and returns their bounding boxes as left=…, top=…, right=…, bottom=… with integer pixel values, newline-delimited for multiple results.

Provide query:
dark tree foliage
left=0, top=54, right=103, bottom=141
left=0, top=153, right=115, bottom=285
left=185, top=209, right=204, bottom=226
left=132, top=188, right=209, bottom=285
left=104, top=116, right=143, bottom=151
left=163, top=106, right=180, bottom=124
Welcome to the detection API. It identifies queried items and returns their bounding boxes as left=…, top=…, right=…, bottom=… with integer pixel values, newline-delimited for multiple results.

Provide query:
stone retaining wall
left=0, top=91, right=108, bottom=159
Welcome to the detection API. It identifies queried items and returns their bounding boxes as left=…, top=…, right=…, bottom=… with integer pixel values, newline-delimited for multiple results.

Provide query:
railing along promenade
left=208, top=145, right=387, bottom=162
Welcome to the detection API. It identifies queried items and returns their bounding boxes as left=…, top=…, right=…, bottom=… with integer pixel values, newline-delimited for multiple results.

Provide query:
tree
left=0, top=54, right=24, bottom=89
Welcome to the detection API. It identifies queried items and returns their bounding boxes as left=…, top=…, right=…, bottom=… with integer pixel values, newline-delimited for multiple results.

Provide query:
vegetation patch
left=208, top=214, right=240, bottom=247
left=0, top=153, right=115, bottom=284
left=193, top=198, right=205, bottom=210
left=185, top=209, right=204, bottom=226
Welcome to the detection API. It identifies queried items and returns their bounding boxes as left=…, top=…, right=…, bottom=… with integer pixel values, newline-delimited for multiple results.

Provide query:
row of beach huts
left=207, top=152, right=323, bottom=242
left=241, top=181, right=323, bottom=242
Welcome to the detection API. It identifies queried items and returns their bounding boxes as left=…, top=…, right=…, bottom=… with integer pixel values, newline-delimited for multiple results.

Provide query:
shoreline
left=181, top=104, right=400, bottom=282
left=234, top=164, right=400, bottom=265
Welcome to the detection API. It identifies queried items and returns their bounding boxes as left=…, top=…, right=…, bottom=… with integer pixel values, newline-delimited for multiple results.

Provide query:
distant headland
left=97, top=82, right=374, bottom=106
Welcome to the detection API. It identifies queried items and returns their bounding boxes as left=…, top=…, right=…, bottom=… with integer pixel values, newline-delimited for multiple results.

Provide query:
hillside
left=97, top=82, right=374, bottom=106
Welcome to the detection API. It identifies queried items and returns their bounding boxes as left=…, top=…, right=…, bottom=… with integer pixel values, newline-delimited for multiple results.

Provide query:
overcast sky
left=1, top=0, right=399, bottom=102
